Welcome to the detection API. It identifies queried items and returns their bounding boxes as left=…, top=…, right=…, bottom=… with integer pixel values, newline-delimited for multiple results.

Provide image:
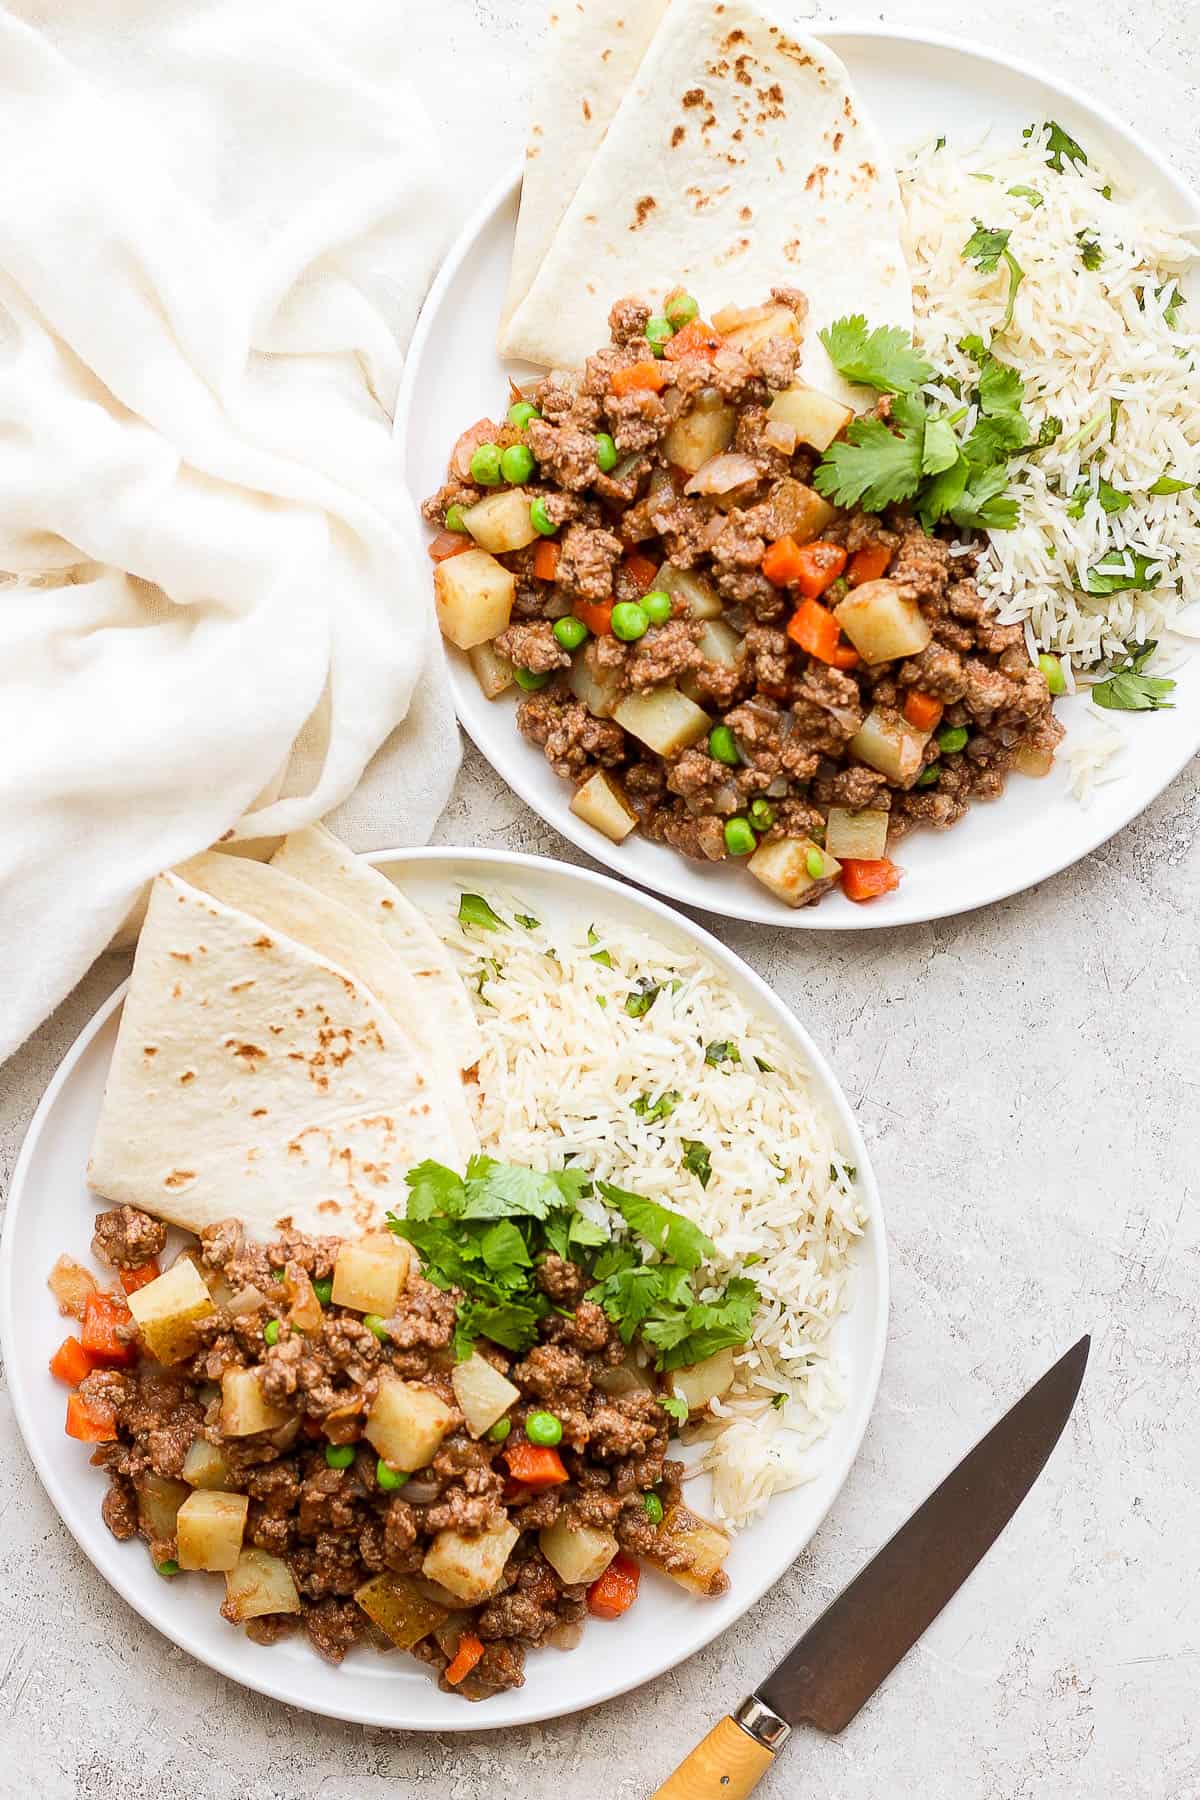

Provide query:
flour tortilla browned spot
left=498, top=0, right=912, bottom=408
left=270, top=824, right=481, bottom=1078
left=499, top=0, right=670, bottom=335
left=86, top=871, right=464, bottom=1241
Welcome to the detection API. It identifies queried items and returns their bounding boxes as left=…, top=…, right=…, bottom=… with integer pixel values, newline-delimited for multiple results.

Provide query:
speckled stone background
left=2, top=3, right=1198, bottom=1795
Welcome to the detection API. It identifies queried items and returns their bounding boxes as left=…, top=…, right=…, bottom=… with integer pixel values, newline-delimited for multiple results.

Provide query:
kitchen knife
left=649, top=1335, right=1089, bottom=1800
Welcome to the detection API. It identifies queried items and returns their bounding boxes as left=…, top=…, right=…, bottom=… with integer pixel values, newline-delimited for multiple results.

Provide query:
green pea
left=363, top=1313, right=390, bottom=1343
left=915, top=766, right=940, bottom=787
left=805, top=848, right=825, bottom=880
left=937, top=724, right=969, bottom=754
left=513, top=667, right=553, bottom=691
left=708, top=724, right=740, bottom=766
left=469, top=443, right=503, bottom=486
left=529, top=496, right=557, bottom=537
left=525, top=1410, right=563, bottom=1447
left=1038, top=652, right=1067, bottom=695
left=324, top=1443, right=355, bottom=1469
left=643, top=1492, right=664, bottom=1525
left=155, top=1559, right=181, bottom=1577
left=376, top=1458, right=408, bottom=1492
left=553, top=616, right=589, bottom=652
left=642, top=590, right=673, bottom=626
left=611, top=601, right=649, bottom=641
left=444, top=503, right=468, bottom=534
left=724, top=817, right=757, bottom=857
left=263, top=1318, right=280, bottom=1347
left=664, top=291, right=699, bottom=330
left=748, top=798, right=776, bottom=830
left=488, top=1417, right=512, bottom=1443
left=645, top=316, right=675, bottom=356
left=313, top=1277, right=333, bottom=1306
left=595, top=432, right=618, bottom=473
left=500, top=442, right=536, bottom=486
left=508, top=400, right=540, bottom=431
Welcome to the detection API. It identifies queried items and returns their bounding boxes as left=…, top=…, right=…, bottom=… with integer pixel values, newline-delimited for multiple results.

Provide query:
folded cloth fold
left=0, top=0, right=459, bottom=1063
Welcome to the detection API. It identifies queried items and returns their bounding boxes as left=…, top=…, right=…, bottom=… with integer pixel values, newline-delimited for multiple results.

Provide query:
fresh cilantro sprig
left=1090, top=640, right=1176, bottom=712
left=818, top=316, right=935, bottom=394
left=1081, top=552, right=1164, bottom=596
left=1025, top=119, right=1087, bottom=172
left=962, top=221, right=1024, bottom=332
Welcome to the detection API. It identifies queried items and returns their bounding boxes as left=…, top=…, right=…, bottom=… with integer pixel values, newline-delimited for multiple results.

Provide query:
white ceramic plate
left=1, top=848, right=887, bottom=1731
left=397, top=27, right=1200, bottom=930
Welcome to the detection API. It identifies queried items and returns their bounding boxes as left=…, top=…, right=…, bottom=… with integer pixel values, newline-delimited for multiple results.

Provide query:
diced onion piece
left=847, top=708, right=929, bottom=786
left=571, top=770, right=639, bottom=844
left=641, top=1502, right=731, bottom=1596
left=365, top=1374, right=457, bottom=1472
left=824, top=806, right=891, bottom=861
left=539, top=1519, right=618, bottom=1586
left=683, top=452, right=760, bottom=498
left=767, top=384, right=854, bottom=453
left=435, top=549, right=516, bottom=650
left=657, top=562, right=723, bottom=621
left=450, top=418, right=501, bottom=482
left=614, top=686, right=711, bottom=757
left=595, top=1357, right=654, bottom=1398
left=834, top=580, right=931, bottom=663
left=664, top=403, right=736, bottom=474
left=468, top=641, right=515, bottom=701
left=747, top=836, right=841, bottom=907
left=670, top=1347, right=736, bottom=1414
left=48, top=1255, right=99, bottom=1320
left=451, top=1353, right=521, bottom=1439
left=224, top=1548, right=302, bottom=1622
left=225, top=1283, right=267, bottom=1319
left=461, top=490, right=540, bottom=555
left=1013, top=742, right=1055, bottom=777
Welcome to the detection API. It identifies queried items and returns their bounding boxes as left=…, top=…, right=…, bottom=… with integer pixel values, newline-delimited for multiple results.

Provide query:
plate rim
left=396, top=22, right=1200, bottom=933
left=1, top=844, right=888, bottom=1732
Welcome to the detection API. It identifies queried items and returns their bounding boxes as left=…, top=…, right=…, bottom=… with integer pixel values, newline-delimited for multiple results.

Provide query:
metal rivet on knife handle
left=647, top=1712, right=778, bottom=1800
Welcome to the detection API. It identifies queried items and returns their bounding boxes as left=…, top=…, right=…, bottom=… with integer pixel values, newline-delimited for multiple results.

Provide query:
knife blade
left=648, top=1335, right=1089, bottom=1800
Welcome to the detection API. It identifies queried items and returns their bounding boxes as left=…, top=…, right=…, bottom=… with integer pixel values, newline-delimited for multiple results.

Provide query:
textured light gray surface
left=2, top=2, right=1199, bottom=1795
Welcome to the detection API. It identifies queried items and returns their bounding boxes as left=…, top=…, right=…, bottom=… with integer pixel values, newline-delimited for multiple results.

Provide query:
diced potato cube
left=461, top=490, right=539, bottom=555
left=664, top=402, right=736, bottom=474
left=570, top=770, right=639, bottom=844
left=435, top=548, right=516, bottom=650
left=767, top=385, right=854, bottom=453
left=219, top=1366, right=292, bottom=1437
left=365, top=1374, right=457, bottom=1472
left=748, top=837, right=841, bottom=908
left=176, top=1490, right=249, bottom=1572
left=126, top=1257, right=215, bottom=1365
left=137, top=1473, right=190, bottom=1547
left=834, top=580, right=931, bottom=663
left=847, top=707, right=928, bottom=786
left=568, top=647, right=624, bottom=719
left=824, top=806, right=891, bottom=861
left=421, top=1518, right=519, bottom=1603
left=468, top=641, right=515, bottom=700
left=223, top=1547, right=301, bottom=1622
left=765, top=478, right=838, bottom=546
left=711, top=302, right=802, bottom=354
left=614, top=686, right=711, bottom=757
left=1013, top=742, right=1055, bottom=777
left=670, top=1347, right=736, bottom=1415
left=680, top=619, right=743, bottom=704
left=355, top=1572, right=449, bottom=1650
left=538, top=1519, right=618, bottom=1586
left=182, top=1438, right=234, bottom=1491
left=451, top=1353, right=521, bottom=1439
left=331, top=1232, right=410, bottom=1317
left=657, top=562, right=723, bottom=621
left=642, top=1502, right=731, bottom=1596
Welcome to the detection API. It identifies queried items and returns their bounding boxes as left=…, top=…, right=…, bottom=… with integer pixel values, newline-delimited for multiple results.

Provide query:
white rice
left=433, top=894, right=867, bottom=1528
left=899, top=127, right=1200, bottom=684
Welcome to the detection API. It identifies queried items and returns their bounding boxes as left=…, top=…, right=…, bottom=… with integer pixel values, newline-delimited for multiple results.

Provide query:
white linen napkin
left=0, top=0, right=460, bottom=1064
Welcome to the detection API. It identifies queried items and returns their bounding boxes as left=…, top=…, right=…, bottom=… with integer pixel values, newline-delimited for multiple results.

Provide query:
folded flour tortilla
left=498, top=0, right=911, bottom=406
left=87, top=868, right=466, bottom=1240
left=271, top=825, right=481, bottom=1078
left=500, top=0, right=670, bottom=333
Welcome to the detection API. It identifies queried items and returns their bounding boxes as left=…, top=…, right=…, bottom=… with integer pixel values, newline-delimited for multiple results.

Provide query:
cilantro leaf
left=704, top=1039, right=742, bottom=1067
left=1067, top=477, right=1132, bottom=519
left=480, top=1219, right=532, bottom=1278
left=458, top=892, right=505, bottom=932
left=977, top=355, right=1027, bottom=422
left=753, top=1057, right=774, bottom=1074
left=1036, top=416, right=1063, bottom=449
left=681, top=1140, right=712, bottom=1190
left=1008, top=184, right=1044, bottom=207
left=814, top=412, right=924, bottom=510
left=1026, top=120, right=1087, bottom=172
left=659, top=1394, right=689, bottom=1424
left=514, top=913, right=540, bottom=930
left=597, top=1181, right=715, bottom=1271
left=962, top=221, right=1010, bottom=272
left=648, top=1277, right=760, bottom=1372
left=1159, top=284, right=1184, bottom=329
left=1080, top=552, right=1163, bottom=596
left=459, top=1158, right=568, bottom=1220
left=624, top=977, right=660, bottom=1018
left=1077, top=231, right=1104, bottom=271
left=1148, top=474, right=1192, bottom=496
left=1089, top=641, right=1175, bottom=712
left=818, top=315, right=935, bottom=394
left=949, top=463, right=1021, bottom=531
left=915, top=454, right=969, bottom=531
left=632, top=1090, right=681, bottom=1124
left=454, top=1297, right=543, bottom=1359
left=921, top=417, right=960, bottom=476
left=771, top=1391, right=787, bottom=1410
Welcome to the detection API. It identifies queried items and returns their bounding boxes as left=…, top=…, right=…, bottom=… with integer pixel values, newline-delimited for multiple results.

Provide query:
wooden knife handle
left=648, top=1714, right=776, bottom=1800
